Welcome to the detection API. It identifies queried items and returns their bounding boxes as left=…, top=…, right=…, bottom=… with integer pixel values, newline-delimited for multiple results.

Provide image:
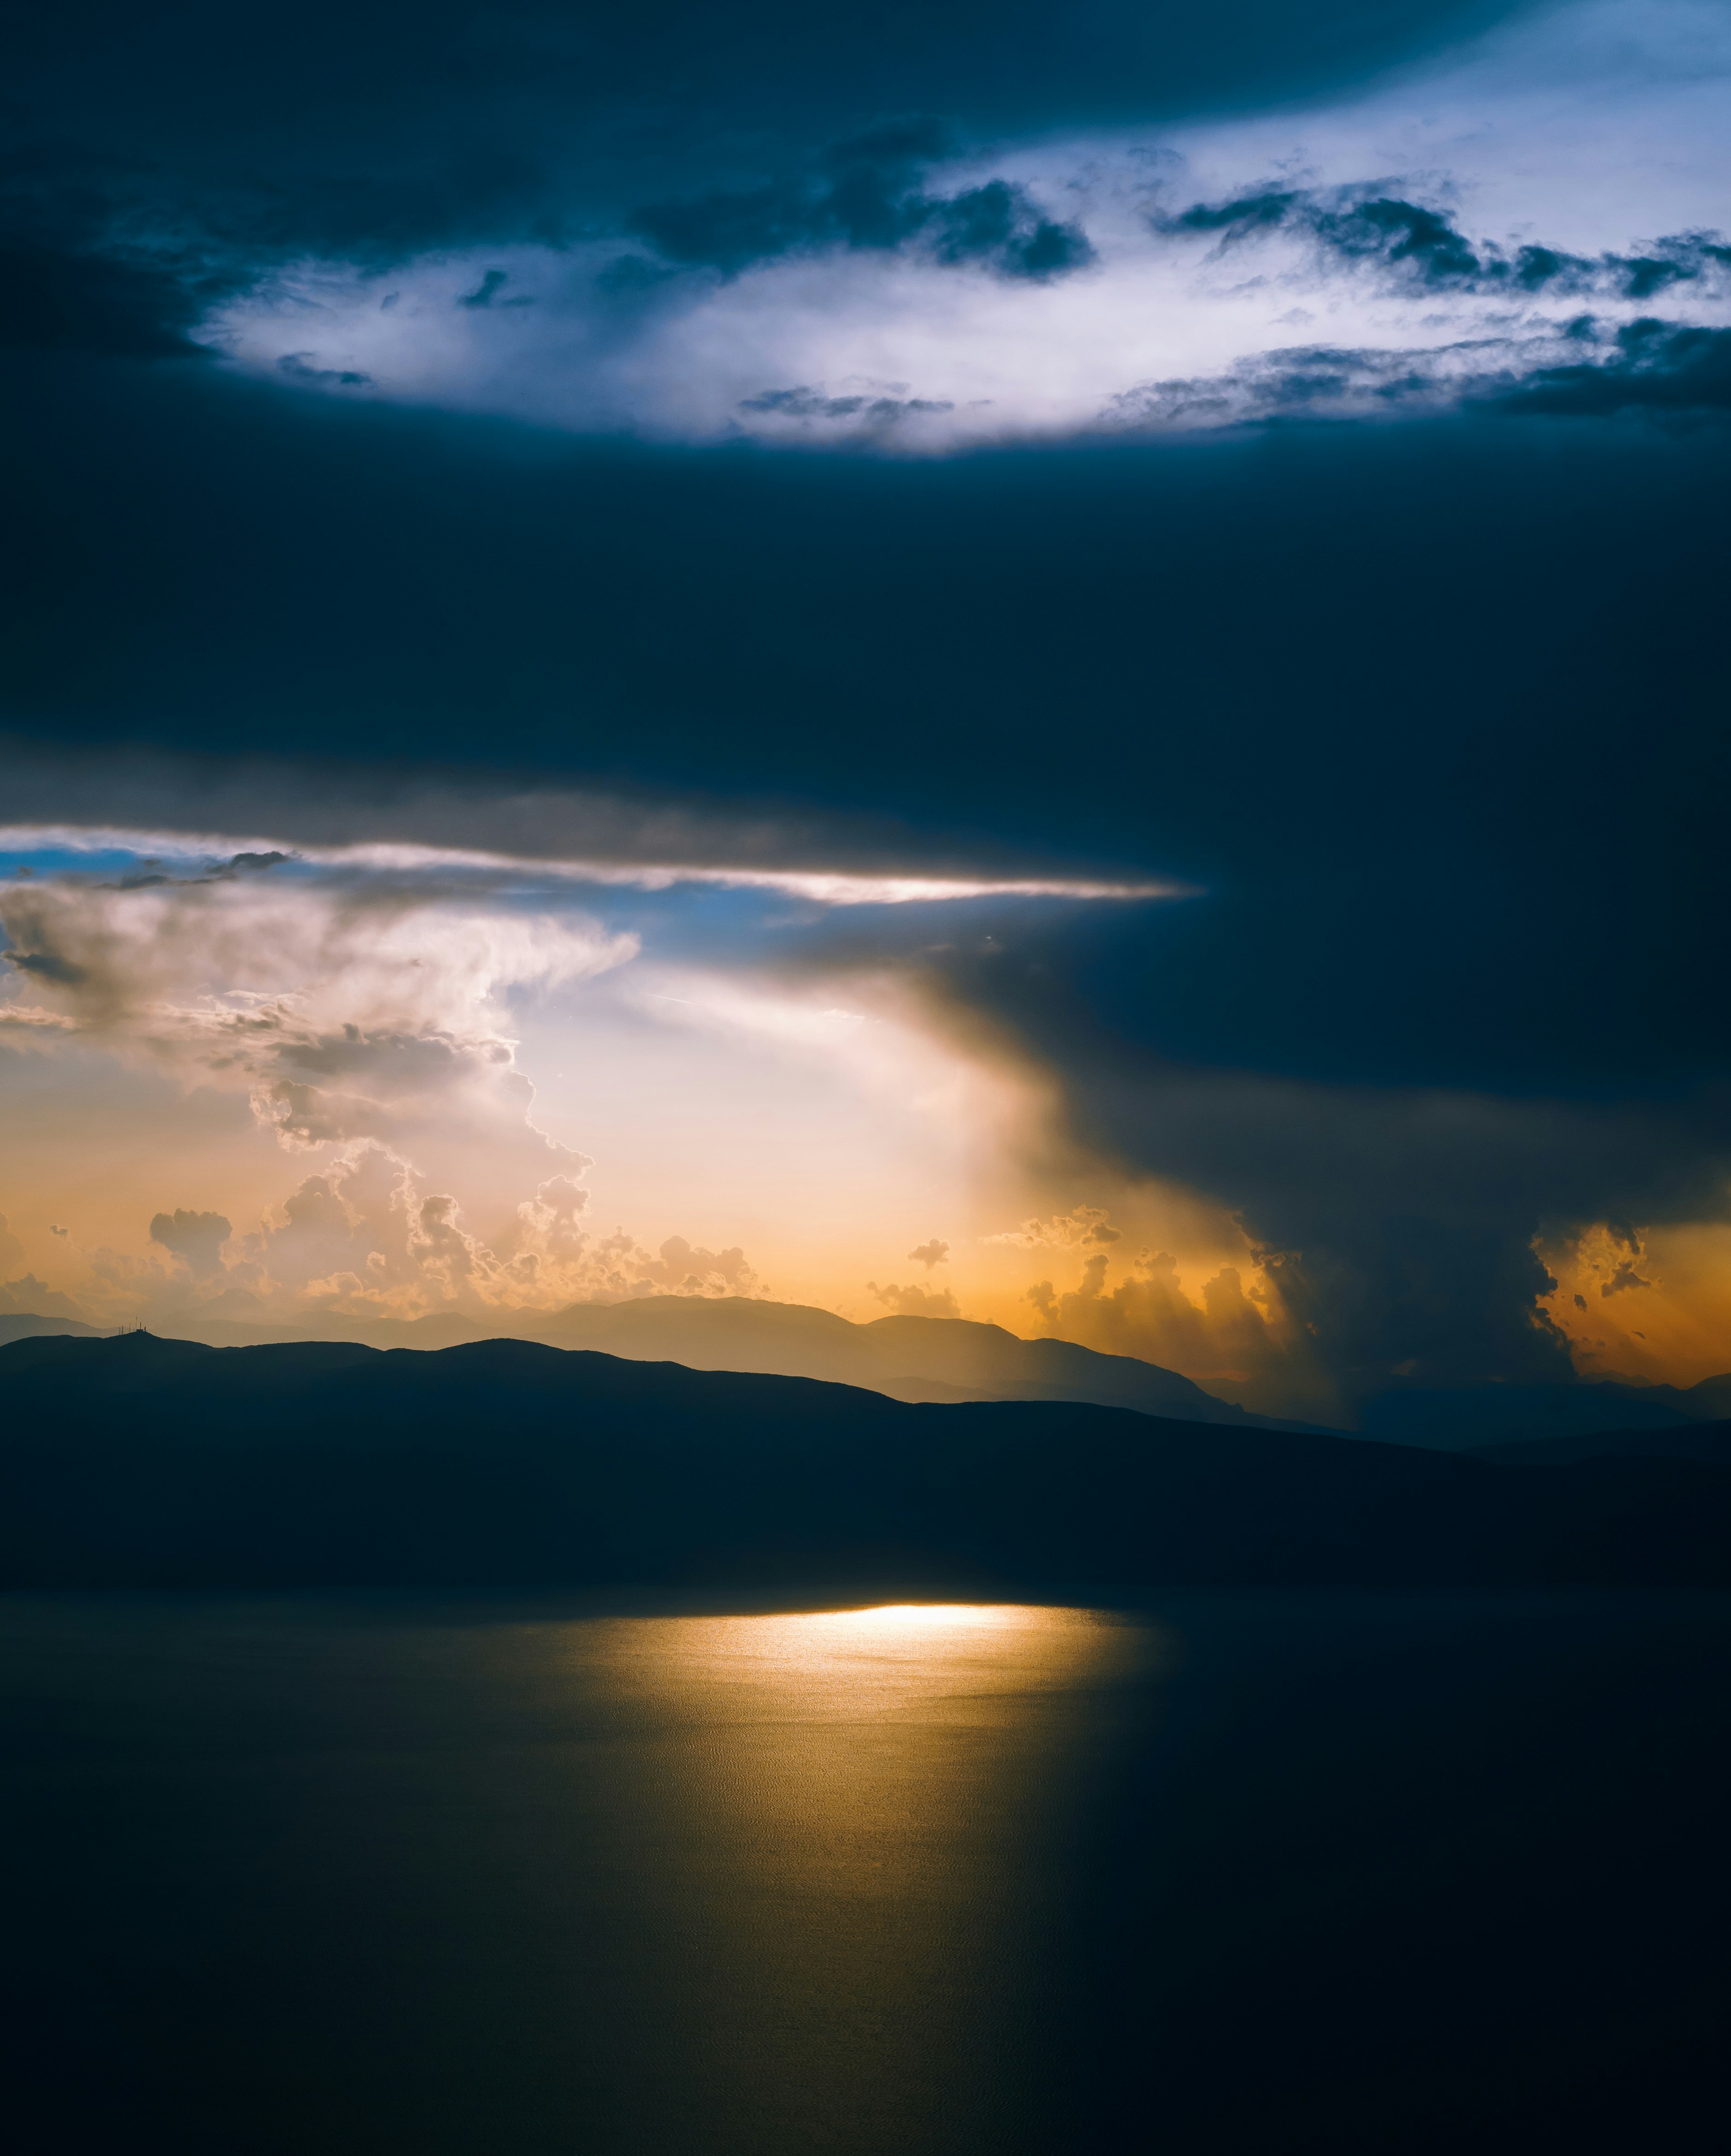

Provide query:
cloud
left=0, top=1272, right=89, bottom=1320
left=631, top=1236, right=763, bottom=1297
left=867, top=1279, right=962, bottom=1319
left=0, top=869, right=633, bottom=1041
left=1021, top=1246, right=1304, bottom=1399
left=149, top=1208, right=233, bottom=1278
left=277, top=352, right=372, bottom=387
left=459, top=270, right=532, bottom=310
left=176, top=0, right=1731, bottom=450
left=0, top=1213, right=89, bottom=1319
left=627, top=121, right=1094, bottom=283
left=987, top=1205, right=1123, bottom=1250
left=906, top=1238, right=950, bottom=1268
left=1105, top=314, right=1731, bottom=430
left=111, top=1147, right=766, bottom=1322
left=0, top=1, right=1723, bottom=453
left=0, top=236, right=213, bottom=358
left=0, top=739, right=1180, bottom=905
left=1549, top=1220, right=1661, bottom=1304
left=911, top=942, right=1731, bottom=1411
left=1162, top=184, right=1731, bottom=303
left=1494, top=318, right=1731, bottom=413
left=737, top=385, right=956, bottom=430
left=6, top=1, right=1731, bottom=1416
left=0, top=867, right=633, bottom=1211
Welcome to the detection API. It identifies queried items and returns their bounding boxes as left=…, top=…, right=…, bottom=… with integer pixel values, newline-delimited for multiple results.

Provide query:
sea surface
left=3, top=1591, right=1727, bottom=2154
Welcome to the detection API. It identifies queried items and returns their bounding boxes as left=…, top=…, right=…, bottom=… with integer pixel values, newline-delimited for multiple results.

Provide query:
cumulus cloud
left=0, top=1217, right=90, bottom=1319
left=867, top=1278, right=963, bottom=1319
left=0, top=1273, right=89, bottom=1320
left=149, top=1209, right=233, bottom=1278
left=630, top=1236, right=764, bottom=1297
left=906, top=1238, right=950, bottom=1268
left=1021, top=1247, right=1306, bottom=1403
left=0, top=867, right=633, bottom=1192
left=1545, top=1220, right=1662, bottom=1305
left=29, top=1145, right=769, bottom=1330
left=987, top=1205, right=1123, bottom=1250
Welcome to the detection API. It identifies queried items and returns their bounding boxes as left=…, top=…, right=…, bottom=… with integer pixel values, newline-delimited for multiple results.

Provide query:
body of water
left=3, top=1592, right=1726, bottom=2153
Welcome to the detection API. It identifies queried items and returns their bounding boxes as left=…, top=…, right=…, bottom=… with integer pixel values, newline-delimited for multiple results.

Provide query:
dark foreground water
left=2, top=1593, right=1727, bottom=2156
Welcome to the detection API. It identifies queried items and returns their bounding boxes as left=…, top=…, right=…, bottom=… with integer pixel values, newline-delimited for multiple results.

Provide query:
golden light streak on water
left=517, top=1601, right=1163, bottom=2152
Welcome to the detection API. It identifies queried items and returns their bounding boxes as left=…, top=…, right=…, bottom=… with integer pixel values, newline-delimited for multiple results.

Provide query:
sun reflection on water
left=527, top=1599, right=1162, bottom=2150
left=807, top=1602, right=1013, bottom=1629
left=582, top=1601, right=1137, bottom=1727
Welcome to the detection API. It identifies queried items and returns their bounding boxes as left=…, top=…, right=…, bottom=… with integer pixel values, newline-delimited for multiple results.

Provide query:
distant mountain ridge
left=0, top=1313, right=106, bottom=1346
left=1, top=1332, right=1726, bottom=1592
left=7, top=1302, right=1729, bottom=1452
left=0, top=1297, right=1336, bottom=1433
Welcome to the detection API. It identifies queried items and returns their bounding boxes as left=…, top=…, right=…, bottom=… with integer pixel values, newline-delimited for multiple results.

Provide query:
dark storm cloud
left=5, top=360, right=1727, bottom=1096
left=1496, top=320, right=1731, bottom=414
left=276, top=354, right=373, bottom=387
left=0, top=734, right=1135, bottom=894
left=1163, top=186, right=1731, bottom=302
left=3, top=947, right=86, bottom=985
left=4, top=0, right=1526, bottom=363
left=13, top=1, right=1523, bottom=251
left=738, top=387, right=957, bottom=425
left=0, top=235, right=211, bottom=358
left=6, top=0, right=1730, bottom=1403
left=913, top=940, right=1731, bottom=1399
left=1168, top=190, right=1487, bottom=285
left=1106, top=339, right=1461, bottom=426
left=629, top=125, right=1094, bottom=282
left=1108, top=315, right=1731, bottom=426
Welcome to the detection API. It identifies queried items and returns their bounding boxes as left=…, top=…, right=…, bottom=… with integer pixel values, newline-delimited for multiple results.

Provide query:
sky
left=3, top=0, right=1730, bottom=1421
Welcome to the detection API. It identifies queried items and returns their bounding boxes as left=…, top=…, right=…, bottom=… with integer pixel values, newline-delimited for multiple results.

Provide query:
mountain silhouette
left=0, top=1313, right=107, bottom=1346
left=2, top=1332, right=1726, bottom=1592
left=1, top=1296, right=1336, bottom=1430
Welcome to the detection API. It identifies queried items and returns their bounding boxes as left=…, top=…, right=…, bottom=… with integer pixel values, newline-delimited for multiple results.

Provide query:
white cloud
left=0, top=869, right=633, bottom=1195
left=0, top=822, right=1178, bottom=906
left=197, top=1, right=1731, bottom=448
left=867, top=1278, right=962, bottom=1319
left=0, top=864, right=789, bottom=1325
left=987, top=1205, right=1125, bottom=1251
left=16, top=1144, right=771, bottom=1328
